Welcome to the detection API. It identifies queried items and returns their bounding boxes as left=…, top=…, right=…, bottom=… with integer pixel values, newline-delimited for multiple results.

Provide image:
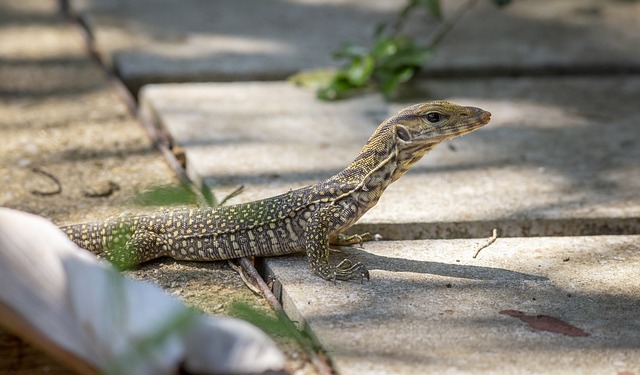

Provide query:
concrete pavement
left=3, top=0, right=640, bottom=373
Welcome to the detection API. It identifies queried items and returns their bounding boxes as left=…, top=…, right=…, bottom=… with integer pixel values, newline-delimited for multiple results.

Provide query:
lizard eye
left=426, top=112, right=440, bottom=123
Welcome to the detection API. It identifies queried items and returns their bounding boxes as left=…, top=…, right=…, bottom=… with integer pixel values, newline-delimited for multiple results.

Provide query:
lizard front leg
left=304, top=205, right=369, bottom=281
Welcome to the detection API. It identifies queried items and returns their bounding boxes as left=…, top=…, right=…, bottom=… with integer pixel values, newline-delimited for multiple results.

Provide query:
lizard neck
left=325, top=122, right=401, bottom=211
left=324, top=117, right=439, bottom=216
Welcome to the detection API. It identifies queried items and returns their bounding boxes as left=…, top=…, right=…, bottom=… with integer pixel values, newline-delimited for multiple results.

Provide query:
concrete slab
left=139, top=78, right=640, bottom=238
left=263, top=235, right=640, bottom=374
left=70, top=0, right=640, bottom=92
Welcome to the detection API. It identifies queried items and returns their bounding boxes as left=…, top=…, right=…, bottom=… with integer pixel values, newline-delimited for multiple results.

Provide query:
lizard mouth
left=480, top=110, right=492, bottom=124
left=445, top=110, right=491, bottom=136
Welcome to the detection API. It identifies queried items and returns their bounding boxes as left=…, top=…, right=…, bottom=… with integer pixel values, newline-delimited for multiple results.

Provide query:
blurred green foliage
left=292, top=0, right=511, bottom=100
left=229, top=301, right=318, bottom=349
left=133, top=183, right=243, bottom=208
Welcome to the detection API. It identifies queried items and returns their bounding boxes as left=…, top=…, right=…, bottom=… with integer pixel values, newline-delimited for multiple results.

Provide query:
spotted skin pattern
left=61, top=101, right=491, bottom=281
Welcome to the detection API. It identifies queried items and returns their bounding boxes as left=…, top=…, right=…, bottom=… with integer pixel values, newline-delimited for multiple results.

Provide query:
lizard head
left=389, top=100, right=491, bottom=180
left=392, top=100, right=491, bottom=145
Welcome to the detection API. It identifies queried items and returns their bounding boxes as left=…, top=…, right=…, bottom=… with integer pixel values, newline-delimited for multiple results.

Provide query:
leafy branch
left=291, top=0, right=511, bottom=100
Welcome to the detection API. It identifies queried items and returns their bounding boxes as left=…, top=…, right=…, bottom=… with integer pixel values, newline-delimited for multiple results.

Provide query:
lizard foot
left=334, top=259, right=370, bottom=281
left=313, top=261, right=370, bottom=282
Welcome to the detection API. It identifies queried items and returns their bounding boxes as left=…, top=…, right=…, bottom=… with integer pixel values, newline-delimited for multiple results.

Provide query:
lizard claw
left=336, top=258, right=353, bottom=270
left=313, top=260, right=370, bottom=282
left=334, top=260, right=369, bottom=282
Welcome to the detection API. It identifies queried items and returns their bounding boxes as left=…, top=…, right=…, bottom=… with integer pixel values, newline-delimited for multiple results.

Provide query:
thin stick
left=473, top=228, right=498, bottom=259
left=426, top=0, right=480, bottom=50
left=239, top=258, right=282, bottom=313
left=218, top=185, right=245, bottom=207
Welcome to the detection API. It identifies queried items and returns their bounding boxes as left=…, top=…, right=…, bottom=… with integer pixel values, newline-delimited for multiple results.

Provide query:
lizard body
left=62, top=101, right=491, bottom=281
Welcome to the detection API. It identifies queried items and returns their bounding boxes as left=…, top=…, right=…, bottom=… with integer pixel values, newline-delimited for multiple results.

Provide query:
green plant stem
left=426, top=0, right=479, bottom=49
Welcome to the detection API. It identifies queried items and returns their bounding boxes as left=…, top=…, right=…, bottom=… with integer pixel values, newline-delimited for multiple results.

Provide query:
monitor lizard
left=61, top=101, right=491, bottom=281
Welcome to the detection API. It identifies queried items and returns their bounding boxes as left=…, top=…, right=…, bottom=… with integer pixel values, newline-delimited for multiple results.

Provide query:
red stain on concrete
left=499, top=310, right=590, bottom=337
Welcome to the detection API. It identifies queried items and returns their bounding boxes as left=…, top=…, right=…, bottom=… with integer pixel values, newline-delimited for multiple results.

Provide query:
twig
left=239, top=258, right=283, bottom=313
left=426, top=0, right=480, bottom=50
left=472, top=228, right=498, bottom=258
left=30, top=168, right=62, bottom=196
left=226, top=259, right=262, bottom=295
left=218, top=185, right=245, bottom=207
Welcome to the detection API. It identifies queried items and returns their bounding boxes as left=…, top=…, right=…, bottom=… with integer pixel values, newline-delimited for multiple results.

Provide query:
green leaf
left=377, top=73, right=402, bottom=98
left=288, top=68, right=339, bottom=89
left=372, top=37, right=400, bottom=58
left=345, top=55, right=375, bottom=86
left=133, top=184, right=198, bottom=206
left=317, top=73, right=359, bottom=100
left=376, top=65, right=419, bottom=98
left=389, top=47, right=430, bottom=69
left=396, top=66, right=418, bottom=84
left=374, top=36, right=432, bottom=70
left=333, top=42, right=368, bottom=59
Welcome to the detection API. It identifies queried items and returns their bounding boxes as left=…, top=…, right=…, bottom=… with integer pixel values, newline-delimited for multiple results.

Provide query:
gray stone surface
left=263, top=235, right=640, bottom=374
left=0, top=0, right=176, bottom=225
left=140, top=78, right=640, bottom=238
left=70, top=0, right=640, bottom=91
left=11, top=0, right=640, bottom=374
left=18, top=0, right=638, bottom=374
